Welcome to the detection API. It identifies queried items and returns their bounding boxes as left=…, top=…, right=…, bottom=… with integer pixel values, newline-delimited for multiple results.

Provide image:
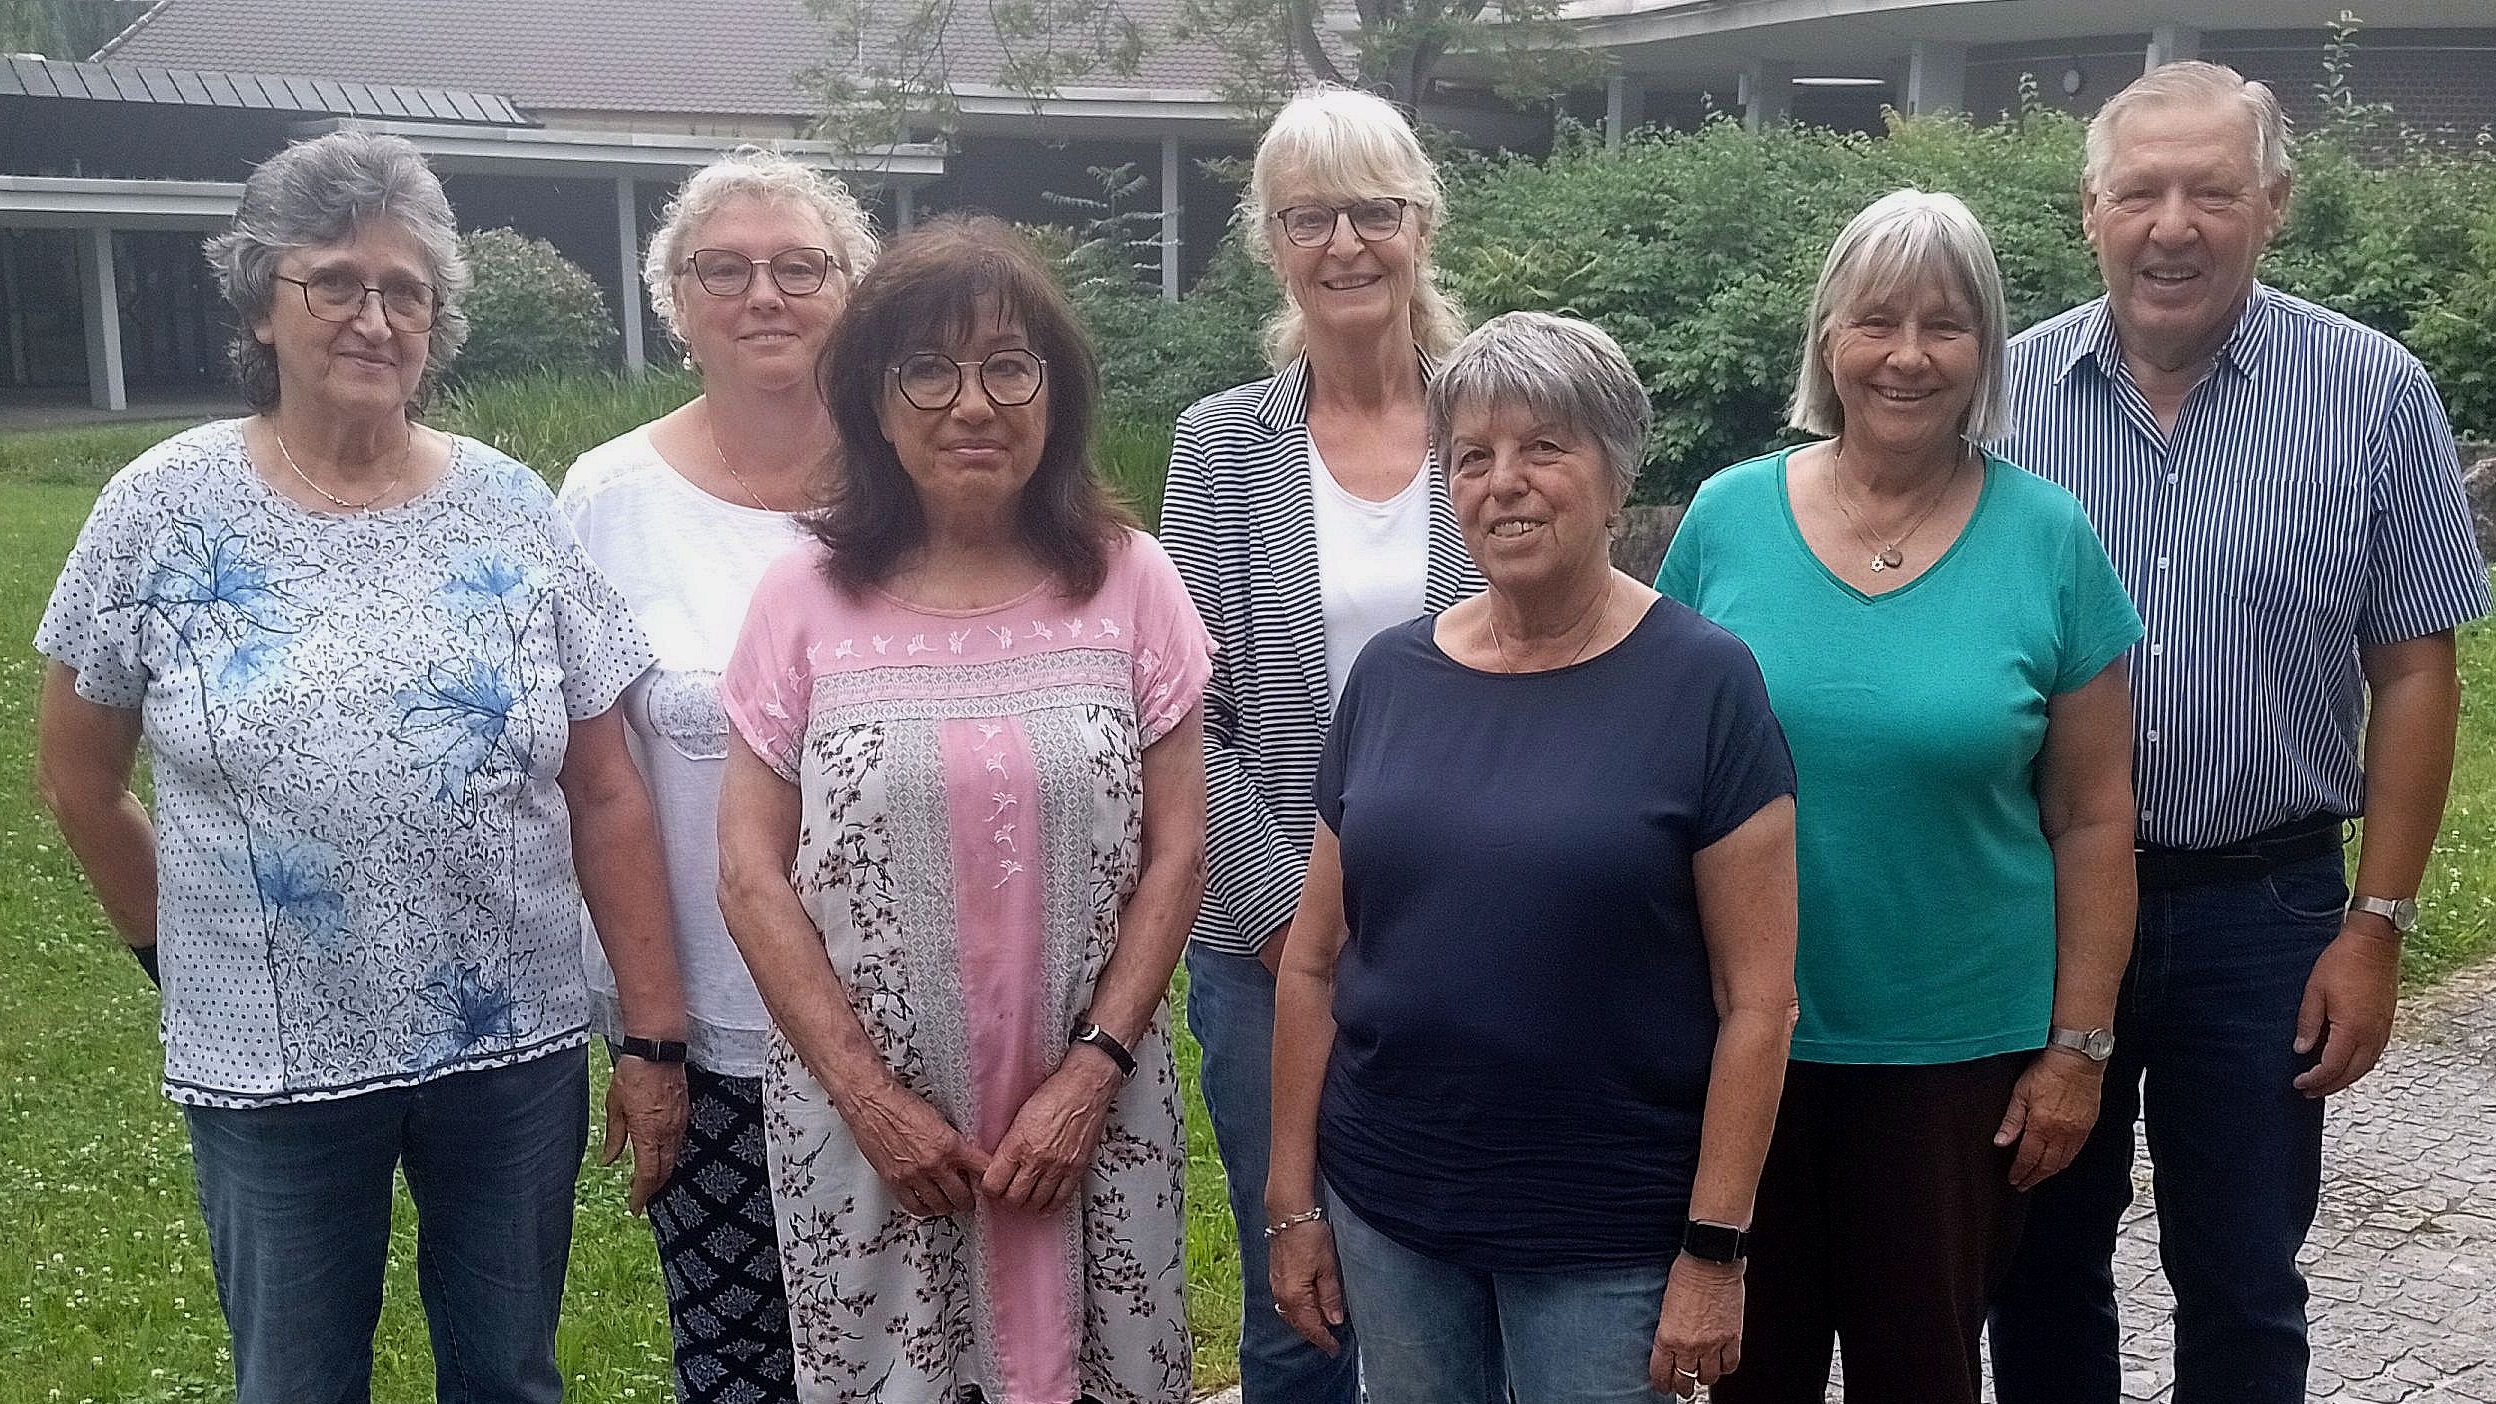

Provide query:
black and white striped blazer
left=1157, top=355, right=1481, bottom=958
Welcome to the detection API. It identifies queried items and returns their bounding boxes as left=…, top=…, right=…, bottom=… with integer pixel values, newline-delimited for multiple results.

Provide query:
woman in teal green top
left=1656, top=189, right=2142, bottom=1404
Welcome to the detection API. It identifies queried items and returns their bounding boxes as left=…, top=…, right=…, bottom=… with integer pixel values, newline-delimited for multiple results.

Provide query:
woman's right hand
left=1268, top=1219, right=1348, bottom=1355
left=840, top=1080, right=993, bottom=1217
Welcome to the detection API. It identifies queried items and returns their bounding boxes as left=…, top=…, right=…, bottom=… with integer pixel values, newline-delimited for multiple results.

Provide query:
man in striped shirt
left=1985, top=62, right=2490, bottom=1404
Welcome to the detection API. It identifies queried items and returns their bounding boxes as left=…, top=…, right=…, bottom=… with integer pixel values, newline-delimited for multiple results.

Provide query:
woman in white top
left=1155, top=87, right=1478, bottom=1403
left=556, top=149, right=874, bottom=1404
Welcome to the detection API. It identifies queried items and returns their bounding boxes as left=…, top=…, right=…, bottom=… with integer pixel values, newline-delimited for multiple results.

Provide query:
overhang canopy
left=288, top=117, right=947, bottom=186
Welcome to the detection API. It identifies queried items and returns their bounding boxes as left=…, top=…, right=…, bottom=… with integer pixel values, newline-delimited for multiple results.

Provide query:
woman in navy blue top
left=1265, top=312, right=1801, bottom=1404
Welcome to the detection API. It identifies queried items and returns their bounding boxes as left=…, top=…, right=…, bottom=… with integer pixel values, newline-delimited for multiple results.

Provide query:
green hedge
left=453, top=229, right=621, bottom=386
left=1064, top=109, right=2496, bottom=503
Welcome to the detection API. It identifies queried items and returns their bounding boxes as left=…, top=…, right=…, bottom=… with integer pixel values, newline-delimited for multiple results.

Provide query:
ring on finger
left=1674, top=1367, right=1700, bottom=1378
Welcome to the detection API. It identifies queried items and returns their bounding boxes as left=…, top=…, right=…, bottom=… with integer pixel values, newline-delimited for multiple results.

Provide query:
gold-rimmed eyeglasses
left=274, top=272, right=440, bottom=333
left=681, top=246, right=840, bottom=298
left=892, top=349, right=1047, bottom=411
left=1270, top=197, right=1411, bottom=249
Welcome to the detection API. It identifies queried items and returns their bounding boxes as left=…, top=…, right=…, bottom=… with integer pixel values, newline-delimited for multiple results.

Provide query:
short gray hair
left=644, top=148, right=876, bottom=344
left=205, top=130, right=470, bottom=413
left=1429, top=311, right=1649, bottom=504
left=1245, top=86, right=1467, bottom=369
left=2085, top=61, right=2293, bottom=191
left=1791, top=188, right=2011, bottom=442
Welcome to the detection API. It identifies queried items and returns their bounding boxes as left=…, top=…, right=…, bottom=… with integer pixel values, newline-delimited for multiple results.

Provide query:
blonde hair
left=2085, top=61, right=2293, bottom=191
left=1790, top=189, right=2012, bottom=443
left=644, top=148, right=877, bottom=342
left=1243, top=87, right=1466, bottom=368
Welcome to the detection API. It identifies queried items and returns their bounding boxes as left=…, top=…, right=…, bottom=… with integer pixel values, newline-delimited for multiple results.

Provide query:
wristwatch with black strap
left=605, top=1034, right=689, bottom=1064
left=1680, top=1219, right=1748, bottom=1265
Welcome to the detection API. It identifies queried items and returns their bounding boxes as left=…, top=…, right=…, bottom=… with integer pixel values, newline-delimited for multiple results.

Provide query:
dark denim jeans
left=1184, top=944, right=1363, bottom=1404
left=185, top=1044, right=590, bottom=1404
left=1990, top=853, right=2345, bottom=1404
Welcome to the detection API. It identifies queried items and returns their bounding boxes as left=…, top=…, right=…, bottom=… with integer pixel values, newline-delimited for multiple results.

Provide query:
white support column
left=1160, top=137, right=1183, bottom=303
left=76, top=226, right=125, bottom=412
left=1906, top=41, right=1968, bottom=116
left=615, top=177, right=645, bottom=376
left=1605, top=75, right=1648, bottom=148
left=1739, top=61, right=1794, bottom=131
left=894, top=183, right=916, bottom=231
left=2147, top=25, right=2202, bottom=72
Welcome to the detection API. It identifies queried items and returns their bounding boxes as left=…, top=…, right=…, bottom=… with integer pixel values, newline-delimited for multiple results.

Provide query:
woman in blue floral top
left=32, top=131, right=688, bottom=1404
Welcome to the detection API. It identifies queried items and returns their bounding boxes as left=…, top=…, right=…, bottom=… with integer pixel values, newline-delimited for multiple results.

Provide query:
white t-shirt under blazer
left=1310, top=431, right=1431, bottom=704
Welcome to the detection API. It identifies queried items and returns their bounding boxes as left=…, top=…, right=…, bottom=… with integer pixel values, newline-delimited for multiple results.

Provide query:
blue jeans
left=1184, top=945, right=1362, bottom=1404
left=185, top=1044, right=590, bottom=1404
left=1990, top=854, right=2343, bottom=1404
left=1328, top=1190, right=1670, bottom=1404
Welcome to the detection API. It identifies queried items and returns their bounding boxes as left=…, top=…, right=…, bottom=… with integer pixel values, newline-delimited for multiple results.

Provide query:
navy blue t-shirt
left=1314, top=598, right=1793, bottom=1272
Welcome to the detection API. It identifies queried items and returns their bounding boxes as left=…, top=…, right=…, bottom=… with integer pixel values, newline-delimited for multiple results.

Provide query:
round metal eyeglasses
left=681, top=246, right=839, bottom=298
left=892, top=349, right=1048, bottom=411
left=274, top=272, right=440, bottom=333
left=1270, top=197, right=1411, bottom=248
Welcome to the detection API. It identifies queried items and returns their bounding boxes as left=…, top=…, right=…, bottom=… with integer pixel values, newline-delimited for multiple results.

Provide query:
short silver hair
left=1790, top=188, right=2011, bottom=443
left=204, top=130, right=470, bottom=413
left=1429, top=311, right=1649, bottom=504
left=2085, top=61, right=2294, bottom=191
left=1244, top=86, right=1466, bottom=369
left=644, top=148, right=876, bottom=343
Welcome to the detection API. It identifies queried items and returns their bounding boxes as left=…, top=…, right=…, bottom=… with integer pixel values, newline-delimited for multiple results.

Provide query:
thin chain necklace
left=274, top=424, right=410, bottom=514
left=1488, top=581, right=1613, bottom=673
left=1829, top=442, right=1966, bottom=573
left=705, top=408, right=779, bottom=512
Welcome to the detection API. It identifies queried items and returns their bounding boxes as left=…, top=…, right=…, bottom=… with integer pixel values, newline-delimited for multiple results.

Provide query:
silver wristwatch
left=2348, top=895, right=2419, bottom=935
left=2046, top=1026, right=2115, bottom=1062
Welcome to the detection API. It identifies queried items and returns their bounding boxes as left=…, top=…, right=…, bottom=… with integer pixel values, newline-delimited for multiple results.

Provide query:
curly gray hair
left=204, top=129, right=470, bottom=413
left=643, top=148, right=877, bottom=348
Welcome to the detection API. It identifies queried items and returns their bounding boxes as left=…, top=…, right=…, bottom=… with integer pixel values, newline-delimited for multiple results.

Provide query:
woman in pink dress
left=716, top=215, right=1211, bottom=1404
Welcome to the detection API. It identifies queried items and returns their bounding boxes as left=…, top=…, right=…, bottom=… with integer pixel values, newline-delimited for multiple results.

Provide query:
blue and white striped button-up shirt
left=1998, top=283, right=2490, bottom=850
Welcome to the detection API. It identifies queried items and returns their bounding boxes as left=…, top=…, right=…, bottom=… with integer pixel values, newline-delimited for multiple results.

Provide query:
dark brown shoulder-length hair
left=806, top=214, right=1135, bottom=597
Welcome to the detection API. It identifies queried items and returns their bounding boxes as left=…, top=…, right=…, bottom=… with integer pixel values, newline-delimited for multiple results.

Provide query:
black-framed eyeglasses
left=274, top=272, right=440, bottom=333
left=681, top=246, right=840, bottom=298
left=1270, top=197, right=1412, bottom=248
left=892, top=349, right=1047, bottom=412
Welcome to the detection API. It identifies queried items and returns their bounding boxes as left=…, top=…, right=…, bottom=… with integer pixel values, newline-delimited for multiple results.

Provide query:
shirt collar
left=2058, top=281, right=2275, bottom=386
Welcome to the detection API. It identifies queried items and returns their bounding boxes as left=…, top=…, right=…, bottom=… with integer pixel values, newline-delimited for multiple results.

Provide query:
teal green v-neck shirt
left=1658, top=449, right=2141, bottom=1064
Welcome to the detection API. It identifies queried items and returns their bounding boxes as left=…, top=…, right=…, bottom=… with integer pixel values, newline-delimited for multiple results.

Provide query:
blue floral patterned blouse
left=37, top=421, right=653, bottom=1107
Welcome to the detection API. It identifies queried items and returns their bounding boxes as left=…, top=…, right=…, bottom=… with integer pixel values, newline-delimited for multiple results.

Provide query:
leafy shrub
left=452, top=229, right=621, bottom=386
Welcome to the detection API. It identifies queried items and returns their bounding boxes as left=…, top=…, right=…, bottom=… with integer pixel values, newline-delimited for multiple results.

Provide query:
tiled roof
left=1, top=52, right=523, bottom=121
left=98, top=0, right=1237, bottom=118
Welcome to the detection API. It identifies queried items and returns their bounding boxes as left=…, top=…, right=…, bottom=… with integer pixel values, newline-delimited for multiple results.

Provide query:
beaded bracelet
left=1263, top=1205, right=1327, bottom=1239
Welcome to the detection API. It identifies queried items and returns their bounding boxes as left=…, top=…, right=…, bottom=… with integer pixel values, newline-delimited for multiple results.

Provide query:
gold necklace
left=1487, top=582, right=1612, bottom=673
left=274, top=425, right=409, bottom=514
left=1829, top=443, right=1966, bottom=573
left=705, top=410, right=779, bottom=512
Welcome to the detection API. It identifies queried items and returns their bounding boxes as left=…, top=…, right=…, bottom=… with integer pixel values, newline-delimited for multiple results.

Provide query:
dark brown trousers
left=1713, top=1053, right=2032, bottom=1404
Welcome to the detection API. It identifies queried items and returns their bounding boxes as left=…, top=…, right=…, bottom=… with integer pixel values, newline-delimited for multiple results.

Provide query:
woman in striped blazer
left=1155, top=87, right=1476, bottom=1402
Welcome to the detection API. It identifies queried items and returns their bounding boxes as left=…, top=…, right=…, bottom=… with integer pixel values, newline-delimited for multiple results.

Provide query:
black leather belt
left=2136, top=813, right=2346, bottom=892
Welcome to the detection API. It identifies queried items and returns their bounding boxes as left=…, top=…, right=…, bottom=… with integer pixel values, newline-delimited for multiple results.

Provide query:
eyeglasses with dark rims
left=1269, top=197, right=1412, bottom=249
left=891, top=349, right=1048, bottom=412
left=273, top=272, right=440, bottom=333
left=680, top=246, right=841, bottom=298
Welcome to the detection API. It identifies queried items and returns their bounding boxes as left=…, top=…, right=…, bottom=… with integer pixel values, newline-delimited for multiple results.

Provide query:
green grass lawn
left=2, top=403, right=2488, bottom=1403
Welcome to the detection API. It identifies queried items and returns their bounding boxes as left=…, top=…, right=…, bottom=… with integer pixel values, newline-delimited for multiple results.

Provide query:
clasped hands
left=843, top=1050, right=1123, bottom=1218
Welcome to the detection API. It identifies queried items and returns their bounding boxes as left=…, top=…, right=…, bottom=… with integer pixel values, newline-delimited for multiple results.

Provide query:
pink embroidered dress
left=721, top=529, right=1210, bottom=1404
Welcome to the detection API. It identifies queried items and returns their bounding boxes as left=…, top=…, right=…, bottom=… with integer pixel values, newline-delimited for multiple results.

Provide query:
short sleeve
left=544, top=506, right=654, bottom=721
left=2357, top=368, right=2493, bottom=645
left=1118, top=533, right=1214, bottom=747
left=1696, top=636, right=1796, bottom=847
left=34, top=468, right=158, bottom=710
left=1652, top=501, right=1704, bottom=603
left=1314, top=661, right=1358, bottom=835
left=719, top=549, right=821, bottom=781
left=2052, top=506, right=2145, bottom=694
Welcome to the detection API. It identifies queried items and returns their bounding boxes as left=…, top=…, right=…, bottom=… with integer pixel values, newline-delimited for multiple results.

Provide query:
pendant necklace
left=706, top=409, right=778, bottom=512
left=275, top=425, right=410, bottom=514
left=1830, top=444, right=1964, bottom=574
left=1487, top=583, right=1612, bottom=673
